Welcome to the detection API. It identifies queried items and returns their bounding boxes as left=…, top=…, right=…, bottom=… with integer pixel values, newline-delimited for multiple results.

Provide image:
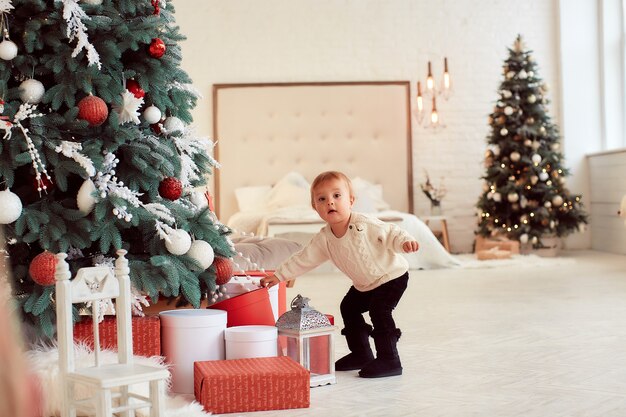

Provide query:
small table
left=422, top=215, right=451, bottom=252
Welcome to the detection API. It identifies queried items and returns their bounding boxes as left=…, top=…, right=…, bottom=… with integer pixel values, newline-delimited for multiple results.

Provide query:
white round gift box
left=225, top=325, right=278, bottom=360
left=160, top=309, right=227, bottom=394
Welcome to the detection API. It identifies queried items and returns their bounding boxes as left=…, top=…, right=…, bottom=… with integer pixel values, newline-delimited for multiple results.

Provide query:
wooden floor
left=223, top=250, right=626, bottom=417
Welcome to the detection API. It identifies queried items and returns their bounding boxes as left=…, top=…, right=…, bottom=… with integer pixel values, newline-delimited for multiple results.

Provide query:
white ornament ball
left=492, top=146, right=500, bottom=156
left=492, top=192, right=502, bottom=202
left=520, top=233, right=529, bottom=244
left=506, top=71, right=515, bottom=79
left=19, top=79, right=45, bottom=104
left=500, top=128, right=508, bottom=136
left=544, top=201, right=552, bottom=208
left=520, top=196, right=528, bottom=208
left=0, top=39, right=18, bottom=60
left=507, top=192, right=519, bottom=203
left=142, top=105, right=162, bottom=124
left=187, top=240, right=215, bottom=269
left=530, top=175, right=539, bottom=185
left=527, top=94, right=537, bottom=104
left=532, top=236, right=538, bottom=244
left=502, top=90, right=512, bottom=98
left=518, top=69, right=528, bottom=79
left=510, top=151, right=521, bottom=162
left=504, top=106, right=514, bottom=116
left=539, top=172, right=549, bottom=181
left=524, top=139, right=532, bottom=147
left=165, top=229, right=192, bottom=255
left=189, top=191, right=208, bottom=210
left=552, top=195, right=564, bottom=207
left=163, top=116, right=185, bottom=134
left=531, top=154, right=542, bottom=164
left=551, top=143, right=560, bottom=151
left=0, top=189, right=22, bottom=224
left=77, top=179, right=97, bottom=214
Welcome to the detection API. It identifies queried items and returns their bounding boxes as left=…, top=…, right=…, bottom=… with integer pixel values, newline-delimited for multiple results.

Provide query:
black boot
left=359, top=329, right=402, bottom=378
left=335, top=324, right=374, bottom=371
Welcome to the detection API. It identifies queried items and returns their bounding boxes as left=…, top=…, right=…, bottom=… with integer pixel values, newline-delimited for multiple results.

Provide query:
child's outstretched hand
left=403, top=240, right=419, bottom=253
left=260, top=274, right=280, bottom=288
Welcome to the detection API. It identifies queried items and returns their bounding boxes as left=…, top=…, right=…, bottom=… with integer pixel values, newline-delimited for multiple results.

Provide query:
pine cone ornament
left=158, top=177, right=182, bottom=201
left=29, top=251, right=57, bottom=286
left=78, top=95, right=109, bottom=126
left=213, top=257, right=234, bottom=285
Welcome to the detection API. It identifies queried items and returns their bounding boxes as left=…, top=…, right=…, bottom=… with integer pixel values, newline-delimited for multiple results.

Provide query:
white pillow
left=352, top=177, right=391, bottom=211
left=234, top=185, right=271, bottom=212
left=266, top=182, right=310, bottom=210
left=263, top=172, right=311, bottom=210
left=352, top=191, right=377, bottom=213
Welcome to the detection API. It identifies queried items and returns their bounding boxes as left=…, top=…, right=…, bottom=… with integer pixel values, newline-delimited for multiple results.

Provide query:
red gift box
left=194, top=357, right=310, bottom=414
left=73, top=315, right=161, bottom=357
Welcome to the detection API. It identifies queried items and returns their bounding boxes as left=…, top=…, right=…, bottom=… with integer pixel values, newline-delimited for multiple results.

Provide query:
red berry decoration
left=148, top=38, right=166, bottom=58
left=78, top=95, right=108, bottom=126
left=158, top=177, right=182, bottom=201
left=126, top=79, right=145, bottom=99
left=29, top=251, right=58, bottom=286
left=213, top=257, right=234, bottom=285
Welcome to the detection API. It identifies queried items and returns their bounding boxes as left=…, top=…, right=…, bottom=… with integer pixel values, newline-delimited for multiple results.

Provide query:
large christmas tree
left=0, top=0, right=235, bottom=338
left=476, top=35, right=587, bottom=247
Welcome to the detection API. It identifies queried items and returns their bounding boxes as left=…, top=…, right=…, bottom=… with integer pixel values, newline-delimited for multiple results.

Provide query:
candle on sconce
left=416, top=81, right=424, bottom=112
left=442, top=57, right=451, bottom=95
left=426, top=61, right=435, bottom=93
left=430, top=96, right=439, bottom=125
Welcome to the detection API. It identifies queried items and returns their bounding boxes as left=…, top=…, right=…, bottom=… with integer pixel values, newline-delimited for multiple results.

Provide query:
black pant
left=340, top=272, right=409, bottom=335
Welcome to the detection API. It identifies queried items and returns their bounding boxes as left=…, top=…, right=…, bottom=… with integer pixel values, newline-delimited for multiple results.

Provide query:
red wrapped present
left=475, top=235, right=520, bottom=254
left=194, top=357, right=310, bottom=414
left=73, top=315, right=161, bottom=357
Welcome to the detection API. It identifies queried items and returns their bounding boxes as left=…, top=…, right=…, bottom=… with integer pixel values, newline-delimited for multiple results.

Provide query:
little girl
left=261, top=171, right=418, bottom=378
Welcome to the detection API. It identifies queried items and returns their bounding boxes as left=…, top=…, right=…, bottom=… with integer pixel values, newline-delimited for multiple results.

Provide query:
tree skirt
left=25, top=344, right=211, bottom=417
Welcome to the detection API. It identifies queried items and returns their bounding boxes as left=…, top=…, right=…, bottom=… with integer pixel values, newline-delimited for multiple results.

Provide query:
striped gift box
left=194, top=356, right=310, bottom=414
left=73, top=315, right=161, bottom=357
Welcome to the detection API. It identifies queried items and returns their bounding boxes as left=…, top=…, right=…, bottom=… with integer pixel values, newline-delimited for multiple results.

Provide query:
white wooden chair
left=55, top=249, right=169, bottom=417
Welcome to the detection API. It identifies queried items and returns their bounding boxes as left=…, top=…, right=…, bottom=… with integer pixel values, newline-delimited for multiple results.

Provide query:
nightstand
left=421, top=215, right=451, bottom=252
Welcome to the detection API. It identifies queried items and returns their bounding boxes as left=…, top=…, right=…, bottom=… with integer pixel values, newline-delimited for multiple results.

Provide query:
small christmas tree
left=0, top=0, right=235, bottom=338
left=476, top=35, right=587, bottom=248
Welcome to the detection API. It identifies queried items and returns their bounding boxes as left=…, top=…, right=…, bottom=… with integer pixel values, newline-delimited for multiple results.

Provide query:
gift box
left=73, top=315, right=161, bottom=357
left=476, top=247, right=512, bottom=260
left=475, top=235, right=520, bottom=254
left=194, top=356, right=310, bottom=414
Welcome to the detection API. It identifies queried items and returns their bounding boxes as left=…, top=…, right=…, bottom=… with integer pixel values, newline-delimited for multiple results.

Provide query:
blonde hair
left=310, top=171, right=354, bottom=206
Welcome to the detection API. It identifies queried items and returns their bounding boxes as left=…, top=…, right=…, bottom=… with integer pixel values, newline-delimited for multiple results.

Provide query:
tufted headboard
left=212, top=81, right=413, bottom=221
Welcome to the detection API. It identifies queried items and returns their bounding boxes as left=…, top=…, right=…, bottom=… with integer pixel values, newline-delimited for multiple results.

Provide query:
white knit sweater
left=274, top=212, right=413, bottom=291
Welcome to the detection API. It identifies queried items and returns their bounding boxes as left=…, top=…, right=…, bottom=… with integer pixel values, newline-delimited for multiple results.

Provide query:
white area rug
left=454, top=253, right=576, bottom=269
left=26, top=344, right=211, bottom=417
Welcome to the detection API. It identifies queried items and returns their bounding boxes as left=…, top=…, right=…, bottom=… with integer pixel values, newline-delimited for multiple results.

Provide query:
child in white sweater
left=261, top=171, right=418, bottom=378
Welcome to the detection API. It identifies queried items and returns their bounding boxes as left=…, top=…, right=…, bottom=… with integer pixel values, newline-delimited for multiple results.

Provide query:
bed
left=212, top=81, right=459, bottom=270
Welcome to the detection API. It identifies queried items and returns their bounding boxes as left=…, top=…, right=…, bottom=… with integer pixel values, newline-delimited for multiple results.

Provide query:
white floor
left=216, top=250, right=626, bottom=417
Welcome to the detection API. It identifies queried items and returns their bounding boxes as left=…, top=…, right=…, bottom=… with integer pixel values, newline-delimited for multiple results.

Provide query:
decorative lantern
left=275, top=294, right=336, bottom=387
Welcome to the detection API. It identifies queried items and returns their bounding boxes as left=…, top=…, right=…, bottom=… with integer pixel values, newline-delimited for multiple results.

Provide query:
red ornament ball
left=78, top=95, right=108, bottom=126
left=213, top=257, right=234, bottom=285
left=148, top=38, right=166, bottom=58
left=158, top=177, right=183, bottom=201
left=126, top=79, right=145, bottom=99
left=29, top=251, right=58, bottom=286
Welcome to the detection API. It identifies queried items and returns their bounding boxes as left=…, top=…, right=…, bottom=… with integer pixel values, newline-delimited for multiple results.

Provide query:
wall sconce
left=414, top=57, right=452, bottom=129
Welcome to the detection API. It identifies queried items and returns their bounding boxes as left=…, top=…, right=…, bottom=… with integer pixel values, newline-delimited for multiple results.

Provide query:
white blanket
left=227, top=208, right=460, bottom=270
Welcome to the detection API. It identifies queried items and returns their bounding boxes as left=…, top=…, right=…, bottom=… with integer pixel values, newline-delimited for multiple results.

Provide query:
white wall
left=171, top=0, right=584, bottom=253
